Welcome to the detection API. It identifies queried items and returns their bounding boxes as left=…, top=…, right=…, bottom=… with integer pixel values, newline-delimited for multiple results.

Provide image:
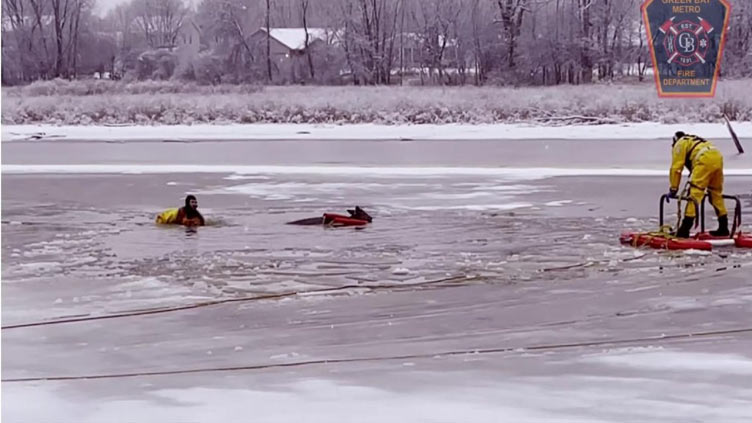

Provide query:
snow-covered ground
left=3, top=135, right=752, bottom=422
left=3, top=121, right=752, bottom=142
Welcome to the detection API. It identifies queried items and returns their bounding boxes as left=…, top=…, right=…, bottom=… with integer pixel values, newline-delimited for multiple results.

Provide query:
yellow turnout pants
left=684, top=150, right=727, bottom=219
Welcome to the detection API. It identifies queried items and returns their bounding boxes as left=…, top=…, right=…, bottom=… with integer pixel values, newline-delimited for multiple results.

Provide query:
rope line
left=4, top=327, right=750, bottom=383
left=1, top=275, right=482, bottom=330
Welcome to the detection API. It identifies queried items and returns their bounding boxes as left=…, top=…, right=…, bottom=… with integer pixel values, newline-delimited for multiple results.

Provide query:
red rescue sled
left=620, top=232, right=712, bottom=251
left=735, top=233, right=752, bottom=248
left=286, top=206, right=373, bottom=227
left=621, top=193, right=750, bottom=251
left=323, top=213, right=369, bottom=227
left=695, top=232, right=741, bottom=248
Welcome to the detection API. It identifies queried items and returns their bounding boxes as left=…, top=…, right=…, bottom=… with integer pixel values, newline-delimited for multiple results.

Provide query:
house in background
left=248, top=27, right=335, bottom=82
left=176, top=19, right=202, bottom=56
left=396, top=32, right=461, bottom=73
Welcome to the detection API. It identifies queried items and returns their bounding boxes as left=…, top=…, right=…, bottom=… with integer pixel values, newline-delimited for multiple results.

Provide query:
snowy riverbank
left=3, top=121, right=752, bottom=142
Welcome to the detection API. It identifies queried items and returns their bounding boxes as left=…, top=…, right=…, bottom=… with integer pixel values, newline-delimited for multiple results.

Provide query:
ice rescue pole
left=723, top=114, right=744, bottom=154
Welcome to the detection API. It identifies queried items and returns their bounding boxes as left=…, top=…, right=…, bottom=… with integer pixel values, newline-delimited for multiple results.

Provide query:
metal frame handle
left=699, top=194, right=742, bottom=238
left=660, top=194, right=699, bottom=230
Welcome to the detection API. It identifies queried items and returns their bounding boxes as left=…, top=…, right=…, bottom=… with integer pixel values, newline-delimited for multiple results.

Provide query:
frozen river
left=2, top=137, right=752, bottom=422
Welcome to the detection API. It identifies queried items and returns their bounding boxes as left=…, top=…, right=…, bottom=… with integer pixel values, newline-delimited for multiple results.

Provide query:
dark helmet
left=184, top=195, right=202, bottom=219
left=347, top=206, right=372, bottom=222
left=672, top=131, right=686, bottom=146
left=185, top=195, right=197, bottom=209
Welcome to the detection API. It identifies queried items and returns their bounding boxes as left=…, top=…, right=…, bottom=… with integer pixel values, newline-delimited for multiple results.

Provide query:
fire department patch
left=642, top=0, right=731, bottom=97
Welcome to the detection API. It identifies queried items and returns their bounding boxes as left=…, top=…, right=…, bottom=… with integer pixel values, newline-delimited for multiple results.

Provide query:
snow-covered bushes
left=3, top=79, right=752, bottom=125
left=191, top=54, right=225, bottom=85
left=3, top=79, right=263, bottom=96
left=133, top=50, right=178, bottom=81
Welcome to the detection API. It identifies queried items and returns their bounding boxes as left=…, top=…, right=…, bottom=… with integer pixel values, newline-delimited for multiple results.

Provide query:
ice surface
left=5, top=164, right=752, bottom=177
left=3, top=136, right=752, bottom=422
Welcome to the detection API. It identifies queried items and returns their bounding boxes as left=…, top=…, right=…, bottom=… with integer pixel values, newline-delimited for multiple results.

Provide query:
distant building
left=249, top=27, right=331, bottom=56
left=248, top=27, right=336, bottom=82
left=396, top=32, right=460, bottom=72
left=176, top=19, right=202, bottom=55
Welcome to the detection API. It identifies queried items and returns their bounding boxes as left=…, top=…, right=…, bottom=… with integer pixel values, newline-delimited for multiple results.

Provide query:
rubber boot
left=709, top=215, right=730, bottom=237
left=676, top=216, right=695, bottom=238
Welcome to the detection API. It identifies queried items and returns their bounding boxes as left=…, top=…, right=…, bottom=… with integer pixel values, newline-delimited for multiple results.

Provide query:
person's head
left=184, top=195, right=202, bottom=220
left=672, top=131, right=686, bottom=146
left=347, top=206, right=372, bottom=222
left=185, top=195, right=198, bottom=210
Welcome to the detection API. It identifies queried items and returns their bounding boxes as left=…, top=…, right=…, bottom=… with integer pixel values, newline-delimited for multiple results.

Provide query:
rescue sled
left=620, top=193, right=751, bottom=251
left=286, top=206, right=372, bottom=227
left=322, top=213, right=370, bottom=227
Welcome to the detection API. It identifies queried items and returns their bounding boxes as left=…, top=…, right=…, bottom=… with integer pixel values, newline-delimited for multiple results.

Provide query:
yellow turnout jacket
left=669, top=135, right=721, bottom=191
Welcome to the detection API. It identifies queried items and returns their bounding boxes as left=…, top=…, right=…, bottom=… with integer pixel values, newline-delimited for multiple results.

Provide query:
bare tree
left=575, top=0, right=593, bottom=83
left=2, top=0, right=49, bottom=80
left=398, top=0, right=406, bottom=84
left=266, top=0, right=272, bottom=81
left=301, top=0, right=315, bottom=79
left=133, top=0, right=188, bottom=48
left=469, top=0, right=485, bottom=85
left=337, top=0, right=400, bottom=85
left=50, top=0, right=70, bottom=77
left=636, top=16, right=648, bottom=81
left=411, top=0, right=462, bottom=84
left=2, top=0, right=92, bottom=79
left=111, top=3, right=136, bottom=49
left=221, top=1, right=256, bottom=65
left=496, top=0, right=527, bottom=70
left=726, top=0, right=752, bottom=77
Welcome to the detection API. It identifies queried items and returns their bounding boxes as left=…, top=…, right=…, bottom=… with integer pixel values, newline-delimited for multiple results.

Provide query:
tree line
left=3, top=0, right=752, bottom=85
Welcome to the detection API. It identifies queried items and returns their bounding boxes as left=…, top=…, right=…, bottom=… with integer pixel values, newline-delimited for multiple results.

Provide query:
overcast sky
left=93, top=0, right=198, bottom=17
left=93, top=0, right=130, bottom=16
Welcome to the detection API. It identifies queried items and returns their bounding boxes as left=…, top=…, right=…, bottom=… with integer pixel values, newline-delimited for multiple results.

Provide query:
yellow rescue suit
left=156, top=207, right=204, bottom=226
left=156, top=208, right=180, bottom=224
left=670, top=135, right=726, bottom=219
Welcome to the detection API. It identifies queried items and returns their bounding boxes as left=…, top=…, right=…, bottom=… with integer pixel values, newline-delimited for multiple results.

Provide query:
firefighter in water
left=668, top=131, right=729, bottom=238
left=156, top=195, right=205, bottom=227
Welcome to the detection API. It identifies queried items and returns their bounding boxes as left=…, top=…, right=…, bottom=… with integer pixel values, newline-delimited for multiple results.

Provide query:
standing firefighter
left=669, top=131, right=729, bottom=238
